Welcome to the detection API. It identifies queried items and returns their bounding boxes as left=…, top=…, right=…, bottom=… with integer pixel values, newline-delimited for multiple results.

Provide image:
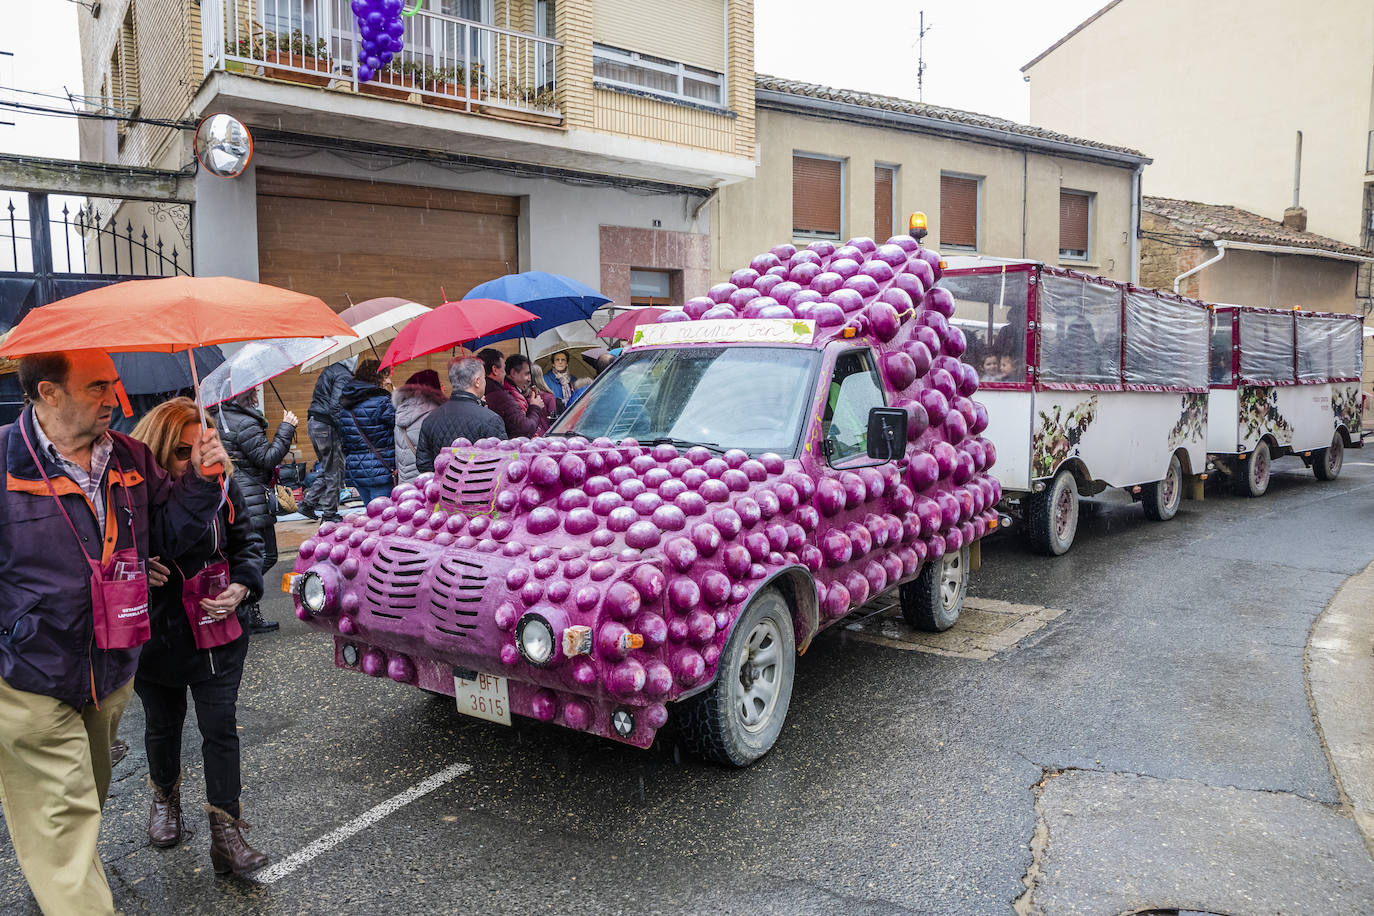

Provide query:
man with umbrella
left=0, top=349, right=230, bottom=914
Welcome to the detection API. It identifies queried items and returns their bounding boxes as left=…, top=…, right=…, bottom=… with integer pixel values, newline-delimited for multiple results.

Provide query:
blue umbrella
left=464, top=271, right=610, bottom=348
left=111, top=346, right=224, bottom=395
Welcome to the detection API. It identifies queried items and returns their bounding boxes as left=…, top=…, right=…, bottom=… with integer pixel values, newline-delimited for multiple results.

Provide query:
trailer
left=939, top=261, right=1211, bottom=555
left=1207, top=306, right=1364, bottom=496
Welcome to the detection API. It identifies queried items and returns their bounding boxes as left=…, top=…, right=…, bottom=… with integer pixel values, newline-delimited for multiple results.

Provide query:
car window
left=822, top=349, right=886, bottom=465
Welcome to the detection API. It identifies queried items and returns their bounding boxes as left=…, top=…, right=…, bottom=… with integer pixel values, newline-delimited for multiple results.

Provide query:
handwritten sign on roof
left=630, top=318, right=817, bottom=348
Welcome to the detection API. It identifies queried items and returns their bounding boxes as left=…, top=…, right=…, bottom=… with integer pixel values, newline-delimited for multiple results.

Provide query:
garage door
left=255, top=170, right=519, bottom=463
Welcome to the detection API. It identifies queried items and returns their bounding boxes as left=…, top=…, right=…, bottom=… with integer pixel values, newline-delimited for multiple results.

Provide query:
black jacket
left=416, top=392, right=506, bottom=474
left=138, top=477, right=264, bottom=686
left=308, top=363, right=355, bottom=424
left=216, top=401, right=296, bottom=531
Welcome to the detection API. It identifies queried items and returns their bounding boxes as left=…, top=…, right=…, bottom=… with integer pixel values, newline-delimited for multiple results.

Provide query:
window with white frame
left=874, top=165, right=896, bottom=242
left=592, top=44, right=723, bottom=106
left=1059, top=189, right=1093, bottom=261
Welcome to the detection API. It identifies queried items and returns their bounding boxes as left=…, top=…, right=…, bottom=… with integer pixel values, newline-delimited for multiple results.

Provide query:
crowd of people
left=0, top=340, right=619, bottom=913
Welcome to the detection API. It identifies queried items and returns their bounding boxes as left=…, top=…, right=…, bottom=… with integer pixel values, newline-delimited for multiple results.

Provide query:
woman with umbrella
left=215, top=388, right=298, bottom=634
left=392, top=369, right=445, bottom=485
left=129, top=398, right=271, bottom=876
left=336, top=359, right=397, bottom=504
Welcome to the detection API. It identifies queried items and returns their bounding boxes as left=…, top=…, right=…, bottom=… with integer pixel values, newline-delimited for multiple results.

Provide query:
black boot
left=246, top=605, right=279, bottom=634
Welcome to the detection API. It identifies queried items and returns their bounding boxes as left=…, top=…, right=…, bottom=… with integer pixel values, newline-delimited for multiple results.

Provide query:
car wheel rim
left=940, top=551, right=963, bottom=612
left=736, top=618, right=782, bottom=733
left=1330, top=438, right=1344, bottom=474
left=1054, top=483, right=1075, bottom=540
left=1254, top=448, right=1269, bottom=488
left=1163, top=461, right=1180, bottom=509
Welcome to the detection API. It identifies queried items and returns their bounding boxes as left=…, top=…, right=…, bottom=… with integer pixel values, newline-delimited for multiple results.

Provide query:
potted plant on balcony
left=359, top=58, right=424, bottom=101
left=480, top=76, right=561, bottom=125
left=422, top=63, right=486, bottom=110
left=262, top=29, right=333, bottom=87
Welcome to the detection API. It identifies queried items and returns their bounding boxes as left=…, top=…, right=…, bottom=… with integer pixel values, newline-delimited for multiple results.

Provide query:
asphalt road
left=2, top=454, right=1374, bottom=915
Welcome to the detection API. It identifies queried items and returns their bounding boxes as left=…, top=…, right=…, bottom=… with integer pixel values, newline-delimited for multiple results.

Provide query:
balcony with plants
left=203, top=0, right=561, bottom=124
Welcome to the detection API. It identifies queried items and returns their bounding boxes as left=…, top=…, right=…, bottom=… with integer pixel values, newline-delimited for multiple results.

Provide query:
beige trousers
left=0, top=675, right=133, bottom=916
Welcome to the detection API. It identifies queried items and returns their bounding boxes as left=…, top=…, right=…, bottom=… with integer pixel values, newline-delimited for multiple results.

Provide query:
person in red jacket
left=478, top=349, right=550, bottom=439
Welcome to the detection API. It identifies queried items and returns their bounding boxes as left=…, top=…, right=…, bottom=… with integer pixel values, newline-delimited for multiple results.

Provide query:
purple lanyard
left=17, top=416, right=135, bottom=558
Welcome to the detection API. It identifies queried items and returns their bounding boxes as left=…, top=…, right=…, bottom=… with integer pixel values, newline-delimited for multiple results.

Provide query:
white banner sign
left=631, top=318, right=816, bottom=348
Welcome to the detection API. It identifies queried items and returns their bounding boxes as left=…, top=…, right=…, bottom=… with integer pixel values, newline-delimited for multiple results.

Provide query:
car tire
left=900, top=544, right=970, bottom=632
left=1141, top=453, right=1183, bottom=522
left=1313, top=432, right=1344, bottom=481
left=679, top=588, right=795, bottom=767
left=1027, top=469, right=1079, bottom=556
left=1231, top=440, right=1271, bottom=497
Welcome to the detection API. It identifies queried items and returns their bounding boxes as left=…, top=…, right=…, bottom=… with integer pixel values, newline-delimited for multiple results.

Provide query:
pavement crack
left=1013, top=767, right=1062, bottom=916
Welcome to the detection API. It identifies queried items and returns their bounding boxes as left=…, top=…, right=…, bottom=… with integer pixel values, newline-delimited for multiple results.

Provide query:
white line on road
left=253, top=761, right=472, bottom=885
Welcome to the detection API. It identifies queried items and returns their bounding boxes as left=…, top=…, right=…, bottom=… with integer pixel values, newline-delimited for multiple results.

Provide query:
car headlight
left=516, top=613, right=556, bottom=666
left=300, top=571, right=328, bottom=615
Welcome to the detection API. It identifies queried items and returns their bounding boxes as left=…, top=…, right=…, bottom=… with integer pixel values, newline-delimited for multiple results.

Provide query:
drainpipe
left=1174, top=240, right=1227, bottom=294
left=1129, top=163, right=1142, bottom=283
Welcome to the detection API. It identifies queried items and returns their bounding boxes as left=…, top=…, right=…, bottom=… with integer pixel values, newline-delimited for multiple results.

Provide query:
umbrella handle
left=188, top=349, right=226, bottom=477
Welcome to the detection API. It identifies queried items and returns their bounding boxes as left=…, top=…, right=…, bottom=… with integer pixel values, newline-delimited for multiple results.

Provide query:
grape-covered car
left=287, top=218, right=1000, bottom=766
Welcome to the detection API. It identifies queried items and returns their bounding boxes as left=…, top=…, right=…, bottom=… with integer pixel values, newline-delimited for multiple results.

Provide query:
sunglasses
left=173, top=444, right=194, bottom=460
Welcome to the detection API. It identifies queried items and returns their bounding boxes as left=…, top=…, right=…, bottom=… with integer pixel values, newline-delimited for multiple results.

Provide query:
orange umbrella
left=0, top=276, right=354, bottom=355
left=0, top=276, right=356, bottom=434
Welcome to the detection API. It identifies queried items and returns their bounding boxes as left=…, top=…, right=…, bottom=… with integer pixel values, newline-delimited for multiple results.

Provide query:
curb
left=1307, top=558, right=1374, bottom=858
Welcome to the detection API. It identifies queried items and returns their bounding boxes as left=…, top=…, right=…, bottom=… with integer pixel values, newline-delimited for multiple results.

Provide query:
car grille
left=437, top=450, right=507, bottom=514
left=361, top=544, right=428, bottom=620
left=427, top=555, right=489, bottom=639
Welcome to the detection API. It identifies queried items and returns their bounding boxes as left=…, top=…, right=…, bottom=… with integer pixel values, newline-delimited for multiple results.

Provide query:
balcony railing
left=202, top=0, right=561, bottom=120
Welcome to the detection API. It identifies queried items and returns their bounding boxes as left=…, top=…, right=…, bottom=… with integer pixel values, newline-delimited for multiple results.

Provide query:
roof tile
left=1143, top=196, right=1371, bottom=257
left=755, top=73, right=1148, bottom=160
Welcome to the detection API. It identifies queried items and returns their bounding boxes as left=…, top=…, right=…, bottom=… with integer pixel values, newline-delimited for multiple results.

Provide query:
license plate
left=452, top=668, right=511, bottom=726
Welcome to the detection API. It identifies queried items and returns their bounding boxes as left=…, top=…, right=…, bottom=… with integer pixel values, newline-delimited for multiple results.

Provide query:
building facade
left=76, top=0, right=756, bottom=452
left=714, top=76, right=1151, bottom=284
left=1022, top=0, right=1374, bottom=313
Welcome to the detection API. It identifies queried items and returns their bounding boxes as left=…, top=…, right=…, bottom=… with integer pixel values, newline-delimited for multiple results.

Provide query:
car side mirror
left=866, top=407, right=908, bottom=461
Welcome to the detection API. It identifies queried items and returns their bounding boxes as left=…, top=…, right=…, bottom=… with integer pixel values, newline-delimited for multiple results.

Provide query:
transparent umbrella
left=200, top=337, right=336, bottom=407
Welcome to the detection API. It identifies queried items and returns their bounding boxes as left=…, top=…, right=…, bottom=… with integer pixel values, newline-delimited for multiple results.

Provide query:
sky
left=0, top=0, right=1110, bottom=159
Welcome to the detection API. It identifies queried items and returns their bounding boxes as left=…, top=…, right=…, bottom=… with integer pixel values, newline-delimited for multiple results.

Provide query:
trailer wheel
left=679, top=588, right=795, bottom=767
left=900, top=545, right=970, bottom=632
left=1027, top=470, right=1079, bottom=555
left=1231, top=440, right=1271, bottom=497
left=1313, top=432, right=1344, bottom=481
left=1141, top=454, right=1183, bottom=521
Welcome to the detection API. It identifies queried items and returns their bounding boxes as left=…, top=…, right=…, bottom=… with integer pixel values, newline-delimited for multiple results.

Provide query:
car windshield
left=551, top=345, right=819, bottom=454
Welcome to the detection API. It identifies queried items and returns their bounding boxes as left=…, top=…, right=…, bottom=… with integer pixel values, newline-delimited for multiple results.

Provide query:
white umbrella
left=200, top=337, right=337, bottom=407
left=299, top=298, right=431, bottom=372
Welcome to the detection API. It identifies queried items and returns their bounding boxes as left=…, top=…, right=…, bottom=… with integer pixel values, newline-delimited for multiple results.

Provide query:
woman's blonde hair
left=130, top=396, right=234, bottom=476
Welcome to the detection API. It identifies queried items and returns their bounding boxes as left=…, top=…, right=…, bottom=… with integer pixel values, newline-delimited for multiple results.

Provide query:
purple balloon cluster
left=351, top=0, right=406, bottom=82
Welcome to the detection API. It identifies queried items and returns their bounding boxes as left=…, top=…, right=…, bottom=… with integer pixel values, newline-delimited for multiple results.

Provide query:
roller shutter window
left=1060, top=190, right=1092, bottom=260
left=793, top=155, right=843, bottom=240
left=874, top=166, right=895, bottom=243
left=940, top=174, right=979, bottom=250
left=593, top=0, right=726, bottom=72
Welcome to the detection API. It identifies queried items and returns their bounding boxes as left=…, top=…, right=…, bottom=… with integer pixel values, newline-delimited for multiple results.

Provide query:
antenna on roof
left=916, top=11, right=932, bottom=102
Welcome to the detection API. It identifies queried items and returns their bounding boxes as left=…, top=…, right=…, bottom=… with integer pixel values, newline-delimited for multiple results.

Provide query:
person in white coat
left=392, top=369, right=445, bottom=484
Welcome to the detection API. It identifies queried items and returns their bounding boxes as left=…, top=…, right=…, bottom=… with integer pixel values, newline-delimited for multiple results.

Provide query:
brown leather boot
left=147, top=776, right=185, bottom=848
left=207, top=804, right=269, bottom=876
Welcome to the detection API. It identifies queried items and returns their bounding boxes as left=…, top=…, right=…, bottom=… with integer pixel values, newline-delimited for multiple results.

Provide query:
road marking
left=253, top=762, right=472, bottom=885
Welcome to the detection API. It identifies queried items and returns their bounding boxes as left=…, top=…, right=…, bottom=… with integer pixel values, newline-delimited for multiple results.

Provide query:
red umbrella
left=380, top=298, right=537, bottom=370
left=598, top=308, right=667, bottom=341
